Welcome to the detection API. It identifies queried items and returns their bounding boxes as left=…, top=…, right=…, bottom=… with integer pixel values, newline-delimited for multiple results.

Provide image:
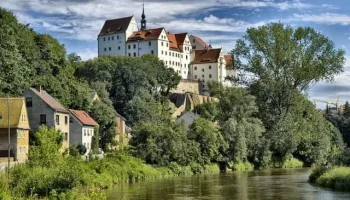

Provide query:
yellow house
left=0, top=98, right=30, bottom=163
left=115, top=113, right=129, bottom=147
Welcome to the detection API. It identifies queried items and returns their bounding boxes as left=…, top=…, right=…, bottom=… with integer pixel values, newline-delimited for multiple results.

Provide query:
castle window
left=202, top=69, right=204, bottom=72
left=128, top=53, right=131, bottom=57
left=103, top=37, right=106, bottom=41
left=161, top=42, right=163, bottom=46
left=104, top=48, right=107, bottom=52
left=40, top=114, right=46, bottom=124
left=108, top=37, right=110, bottom=41
left=128, top=45, right=130, bottom=49
left=65, top=116, right=68, bottom=125
left=166, top=43, right=168, bottom=47
left=194, top=75, right=197, bottom=79
left=117, top=35, right=120, bottom=40
left=186, top=55, right=188, bottom=59
left=193, top=46, right=196, bottom=49
left=209, top=66, right=212, bottom=69
left=55, top=115, right=60, bottom=125
left=149, top=41, right=152, bottom=46
left=118, top=46, right=120, bottom=50
left=161, top=50, right=163, bottom=55
left=202, top=74, right=204, bottom=78
left=134, top=52, right=136, bottom=57
left=133, top=44, right=136, bottom=49
left=165, top=51, right=167, bottom=55
left=109, top=47, right=111, bottom=51
left=151, top=50, right=154, bottom=55
left=209, top=74, right=212, bottom=78
left=112, top=36, right=114, bottom=40
left=194, top=67, right=197, bottom=70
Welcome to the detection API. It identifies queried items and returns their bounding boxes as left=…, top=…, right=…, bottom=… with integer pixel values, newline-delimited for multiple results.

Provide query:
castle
left=97, top=4, right=235, bottom=93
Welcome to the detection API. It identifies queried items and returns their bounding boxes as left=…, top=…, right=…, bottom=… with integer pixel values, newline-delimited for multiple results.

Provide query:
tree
left=189, top=118, right=227, bottom=164
left=344, top=101, right=350, bottom=117
left=207, top=81, right=223, bottom=97
left=194, top=102, right=220, bottom=122
left=77, top=144, right=87, bottom=155
left=234, top=23, right=345, bottom=124
left=89, top=101, right=116, bottom=150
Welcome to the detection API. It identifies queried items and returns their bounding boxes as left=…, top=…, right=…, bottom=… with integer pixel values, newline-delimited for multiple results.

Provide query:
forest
left=1, top=7, right=350, bottom=198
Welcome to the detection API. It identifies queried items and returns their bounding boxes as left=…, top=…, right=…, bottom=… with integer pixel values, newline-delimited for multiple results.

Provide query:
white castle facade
left=97, top=6, right=235, bottom=92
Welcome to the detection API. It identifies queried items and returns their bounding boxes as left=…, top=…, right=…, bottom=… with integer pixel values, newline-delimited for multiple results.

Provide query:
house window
left=104, top=48, right=107, bottom=52
left=165, top=51, right=167, bottom=55
left=40, top=114, right=46, bottom=124
left=65, top=116, right=68, bottom=125
left=69, top=116, right=73, bottom=123
left=161, top=42, right=163, bottom=46
left=172, top=52, right=174, bottom=56
left=112, top=36, right=114, bottom=40
left=108, top=37, right=110, bottom=41
left=202, top=74, right=204, bottom=78
left=56, top=115, right=60, bottom=125
left=117, top=35, right=120, bottom=40
left=87, top=129, right=90, bottom=136
left=65, top=132, right=68, bottom=141
left=194, top=67, right=197, bottom=70
left=209, top=74, right=212, bottom=78
left=151, top=50, right=154, bottom=55
left=165, top=61, right=167, bottom=64
left=133, top=44, right=136, bottom=49
left=128, top=53, right=131, bottom=57
left=103, top=37, right=105, bottom=41
left=193, top=39, right=195, bottom=43
left=149, top=41, right=152, bottom=46
left=209, top=66, right=212, bottom=69
left=109, top=47, right=111, bottom=51
left=186, top=55, right=188, bottom=59
left=128, top=45, right=131, bottom=49
left=26, top=97, right=32, bottom=107
left=172, top=61, right=174, bottom=65
left=134, top=52, right=136, bottom=57
left=118, top=46, right=121, bottom=50
left=84, top=129, right=86, bottom=136
left=193, top=46, right=196, bottom=49
left=202, top=69, right=204, bottom=72
left=194, top=75, right=197, bottom=79
left=161, top=50, right=163, bottom=55
left=166, top=43, right=168, bottom=47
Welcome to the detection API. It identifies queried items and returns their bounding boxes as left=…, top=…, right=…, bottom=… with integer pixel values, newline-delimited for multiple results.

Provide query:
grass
left=231, top=162, right=254, bottom=172
left=272, top=158, right=303, bottom=169
left=310, top=166, right=350, bottom=191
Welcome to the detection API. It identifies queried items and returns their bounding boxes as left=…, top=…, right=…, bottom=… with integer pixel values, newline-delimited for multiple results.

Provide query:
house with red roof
left=69, top=109, right=98, bottom=154
left=24, top=87, right=70, bottom=150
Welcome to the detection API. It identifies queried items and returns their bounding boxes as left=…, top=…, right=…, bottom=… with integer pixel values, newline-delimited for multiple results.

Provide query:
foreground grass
left=0, top=153, right=220, bottom=199
left=309, top=166, right=350, bottom=191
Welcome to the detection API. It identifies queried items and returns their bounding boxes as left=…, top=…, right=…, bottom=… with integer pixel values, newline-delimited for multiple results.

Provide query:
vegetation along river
left=106, top=168, right=350, bottom=200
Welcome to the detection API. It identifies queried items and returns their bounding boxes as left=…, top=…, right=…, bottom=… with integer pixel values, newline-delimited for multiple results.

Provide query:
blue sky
left=1, top=0, right=350, bottom=107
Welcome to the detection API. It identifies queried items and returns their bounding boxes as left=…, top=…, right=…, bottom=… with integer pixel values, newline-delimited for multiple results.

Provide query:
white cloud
left=293, top=13, right=350, bottom=25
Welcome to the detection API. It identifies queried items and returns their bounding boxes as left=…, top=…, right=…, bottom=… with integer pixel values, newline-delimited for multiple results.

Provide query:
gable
left=99, top=16, right=133, bottom=36
left=0, top=98, right=29, bottom=129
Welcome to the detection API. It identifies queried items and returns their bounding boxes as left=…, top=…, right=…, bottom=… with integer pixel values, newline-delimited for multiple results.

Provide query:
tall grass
left=310, top=167, right=350, bottom=191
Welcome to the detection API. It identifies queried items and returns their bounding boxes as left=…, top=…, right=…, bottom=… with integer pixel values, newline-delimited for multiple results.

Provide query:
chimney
left=36, top=85, right=42, bottom=93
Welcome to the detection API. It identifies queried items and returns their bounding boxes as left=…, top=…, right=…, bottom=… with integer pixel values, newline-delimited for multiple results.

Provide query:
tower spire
left=141, top=0, right=147, bottom=30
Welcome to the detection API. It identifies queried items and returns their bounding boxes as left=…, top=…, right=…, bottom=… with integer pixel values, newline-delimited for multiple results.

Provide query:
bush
left=315, top=167, right=350, bottom=191
left=231, top=162, right=254, bottom=172
left=309, top=166, right=330, bottom=183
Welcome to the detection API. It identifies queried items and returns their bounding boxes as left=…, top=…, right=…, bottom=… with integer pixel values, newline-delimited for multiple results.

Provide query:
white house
left=69, top=109, right=98, bottom=154
left=97, top=4, right=235, bottom=85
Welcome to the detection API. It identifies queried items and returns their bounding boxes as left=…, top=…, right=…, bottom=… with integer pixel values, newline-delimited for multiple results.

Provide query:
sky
left=1, top=0, right=350, bottom=108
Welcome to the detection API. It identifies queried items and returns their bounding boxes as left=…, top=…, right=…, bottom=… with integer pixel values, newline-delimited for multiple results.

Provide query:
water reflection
left=106, top=168, right=350, bottom=200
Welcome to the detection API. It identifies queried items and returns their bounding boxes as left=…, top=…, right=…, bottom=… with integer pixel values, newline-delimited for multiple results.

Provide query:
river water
left=106, top=168, right=350, bottom=200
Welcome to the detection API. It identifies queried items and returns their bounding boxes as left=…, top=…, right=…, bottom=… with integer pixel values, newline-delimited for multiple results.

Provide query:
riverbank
left=309, top=166, right=350, bottom=191
left=0, top=153, right=220, bottom=200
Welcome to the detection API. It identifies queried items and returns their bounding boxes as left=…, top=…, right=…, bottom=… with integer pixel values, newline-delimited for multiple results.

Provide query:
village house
left=24, top=87, right=70, bottom=150
left=0, top=98, right=30, bottom=163
left=114, top=113, right=131, bottom=148
left=69, top=109, right=98, bottom=154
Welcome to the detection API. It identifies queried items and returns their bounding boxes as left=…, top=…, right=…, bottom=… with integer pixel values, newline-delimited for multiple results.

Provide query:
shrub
left=315, top=167, right=350, bottom=191
left=231, top=162, right=254, bottom=172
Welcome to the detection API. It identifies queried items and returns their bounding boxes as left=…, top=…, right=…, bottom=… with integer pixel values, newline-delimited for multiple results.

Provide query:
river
left=106, top=168, right=350, bottom=200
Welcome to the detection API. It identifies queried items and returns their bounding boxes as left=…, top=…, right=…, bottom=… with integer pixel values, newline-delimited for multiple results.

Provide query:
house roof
left=0, top=98, right=29, bottom=129
left=224, top=55, right=234, bottom=69
left=127, top=28, right=164, bottom=42
left=69, top=109, right=98, bottom=126
left=175, top=33, right=187, bottom=45
left=29, top=88, right=69, bottom=114
left=116, top=112, right=126, bottom=121
left=99, top=16, right=133, bottom=36
left=191, top=35, right=209, bottom=49
left=167, top=32, right=188, bottom=52
left=192, top=48, right=222, bottom=64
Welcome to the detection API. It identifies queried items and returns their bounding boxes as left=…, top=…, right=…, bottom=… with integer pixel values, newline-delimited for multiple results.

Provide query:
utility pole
left=7, top=94, right=10, bottom=180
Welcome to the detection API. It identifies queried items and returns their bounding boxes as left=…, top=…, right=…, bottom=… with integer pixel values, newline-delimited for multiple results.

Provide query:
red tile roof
left=167, top=32, right=188, bottom=52
left=224, top=55, right=234, bottom=69
left=69, top=109, right=98, bottom=126
left=30, top=88, right=68, bottom=113
left=99, top=16, right=133, bottom=36
left=192, top=48, right=222, bottom=64
left=127, top=28, right=164, bottom=42
left=191, top=35, right=209, bottom=49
